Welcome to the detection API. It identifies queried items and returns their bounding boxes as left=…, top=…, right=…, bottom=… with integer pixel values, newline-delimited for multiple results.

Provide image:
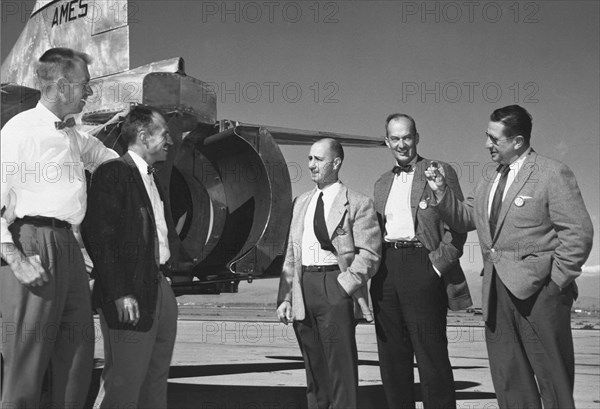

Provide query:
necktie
left=392, top=164, right=413, bottom=174
left=147, top=165, right=158, bottom=175
left=489, top=165, right=510, bottom=236
left=55, top=117, right=76, bottom=130
left=313, top=192, right=335, bottom=252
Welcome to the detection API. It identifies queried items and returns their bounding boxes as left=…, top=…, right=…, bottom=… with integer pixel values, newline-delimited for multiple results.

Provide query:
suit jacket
left=436, top=149, right=593, bottom=320
left=374, top=156, right=472, bottom=311
left=277, top=183, right=381, bottom=321
left=83, top=153, right=179, bottom=331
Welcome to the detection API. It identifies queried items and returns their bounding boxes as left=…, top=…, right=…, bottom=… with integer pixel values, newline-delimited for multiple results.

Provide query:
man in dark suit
left=276, top=138, right=381, bottom=409
left=426, top=105, right=593, bottom=409
left=371, top=113, right=472, bottom=409
left=83, top=105, right=179, bottom=408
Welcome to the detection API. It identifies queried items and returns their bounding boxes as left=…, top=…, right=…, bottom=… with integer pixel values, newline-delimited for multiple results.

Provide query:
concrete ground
left=85, top=312, right=600, bottom=409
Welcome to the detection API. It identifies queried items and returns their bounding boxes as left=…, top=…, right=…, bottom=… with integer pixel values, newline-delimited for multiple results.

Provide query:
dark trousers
left=370, top=247, right=455, bottom=409
left=1, top=222, right=94, bottom=408
left=294, top=269, right=358, bottom=409
left=486, top=271, right=575, bottom=409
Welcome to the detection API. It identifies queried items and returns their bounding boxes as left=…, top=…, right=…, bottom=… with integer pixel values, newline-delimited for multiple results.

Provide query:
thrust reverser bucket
left=168, top=125, right=292, bottom=281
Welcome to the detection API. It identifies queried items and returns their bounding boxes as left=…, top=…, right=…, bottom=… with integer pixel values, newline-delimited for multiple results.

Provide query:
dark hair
left=120, top=105, right=166, bottom=146
left=37, top=48, right=92, bottom=82
left=490, top=105, right=532, bottom=144
left=329, top=138, right=344, bottom=162
left=385, top=113, right=418, bottom=136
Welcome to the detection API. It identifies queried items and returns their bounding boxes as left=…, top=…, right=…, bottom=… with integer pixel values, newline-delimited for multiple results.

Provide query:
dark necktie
left=392, top=164, right=413, bottom=174
left=147, top=165, right=158, bottom=175
left=55, top=117, right=76, bottom=130
left=314, top=192, right=335, bottom=252
left=489, top=165, right=510, bottom=236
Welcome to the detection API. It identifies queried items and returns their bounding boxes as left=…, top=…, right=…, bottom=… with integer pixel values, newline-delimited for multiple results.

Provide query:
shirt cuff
left=1, top=217, right=14, bottom=244
left=432, top=264, right=442, bottom=277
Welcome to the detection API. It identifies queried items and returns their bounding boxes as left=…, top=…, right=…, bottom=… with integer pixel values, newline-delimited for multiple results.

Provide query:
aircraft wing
left=243, top=124, right=385, bottom=147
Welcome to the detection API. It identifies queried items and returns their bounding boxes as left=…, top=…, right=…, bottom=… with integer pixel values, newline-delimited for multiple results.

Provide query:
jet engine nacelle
left=81, top=59, right=292, bottom=294
left=1, top=58, right=293, bottom=295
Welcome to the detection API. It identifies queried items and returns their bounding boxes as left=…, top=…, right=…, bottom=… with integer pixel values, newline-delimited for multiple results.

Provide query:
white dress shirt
left=384, top=167, right=416, bottom=241
left=128, top=151, right=171, bottom=264
left=301, top=181, right=341, bottom=266
left=384, top=162, right=442, bottom=277
left=488, top=147, right=532, bottom=216
left=1, top=102, right=118, bottom=244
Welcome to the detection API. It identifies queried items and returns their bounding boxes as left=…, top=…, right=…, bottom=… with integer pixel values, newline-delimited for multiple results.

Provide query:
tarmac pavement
left=85, top=313, right=600, bottom=409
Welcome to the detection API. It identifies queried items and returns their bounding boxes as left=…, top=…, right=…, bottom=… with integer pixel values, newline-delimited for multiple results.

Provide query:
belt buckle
left=388, top=240, right=420, bottom=249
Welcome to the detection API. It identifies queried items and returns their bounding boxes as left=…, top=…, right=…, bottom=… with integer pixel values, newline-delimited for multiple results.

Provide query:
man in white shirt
left=83, top=105, right=178, bottom=408
left=371, top=114, right=471, bottom=409
left=276, top=138, right=381, bottom=409
left=0, top=47, right=118, bottom=408
left=426, top=105, right=593, bottom=409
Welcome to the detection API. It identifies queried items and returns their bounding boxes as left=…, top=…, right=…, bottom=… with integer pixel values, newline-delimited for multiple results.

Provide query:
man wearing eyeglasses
left=425, top=105, right=593, bottom=409
left=371, top=114, right=472, bottom=409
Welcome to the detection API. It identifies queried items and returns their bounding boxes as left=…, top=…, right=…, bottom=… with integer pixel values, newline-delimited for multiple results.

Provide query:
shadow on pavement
left=86, top=358, right=496, bottom=408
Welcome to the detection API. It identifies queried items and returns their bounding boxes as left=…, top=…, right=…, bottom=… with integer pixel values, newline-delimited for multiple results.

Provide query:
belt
left=385, top=240, right=423, bottom=249
left=18, top=216, right=71, bottom=230
left=302, top=265, right=339, bottom=273
left=159, top=263, right=171, bottom=274
left=158, top=263, right=172, bottom=280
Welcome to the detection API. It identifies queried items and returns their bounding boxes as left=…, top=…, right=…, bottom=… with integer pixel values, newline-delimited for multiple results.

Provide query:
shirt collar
left=508, top=147, right=532, bottom=171
left=317, top=181, right=341, bottom=198
left=128, top=150, right=150, bottom=176
left=394, top=155, right=420, bottom=175
left=35, top=102, right=62, bottom=123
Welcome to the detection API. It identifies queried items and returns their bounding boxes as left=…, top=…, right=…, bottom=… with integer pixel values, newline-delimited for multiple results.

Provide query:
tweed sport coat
left=435, top=150, right=593, bottom=320
left=277, top=183, right=382, bottom=321
left=374, top=156, right=472, bottom=311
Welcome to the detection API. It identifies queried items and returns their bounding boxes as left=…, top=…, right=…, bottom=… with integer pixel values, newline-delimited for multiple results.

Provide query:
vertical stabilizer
left=1, top=0, right=130, bottom=87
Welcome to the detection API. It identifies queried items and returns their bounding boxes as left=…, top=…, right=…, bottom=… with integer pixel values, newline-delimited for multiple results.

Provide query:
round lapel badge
left=335, top=227, right=346, bottom=236
left=419, top=200, right=428, bottom=210
left=514, top=197, right=524, bottom=207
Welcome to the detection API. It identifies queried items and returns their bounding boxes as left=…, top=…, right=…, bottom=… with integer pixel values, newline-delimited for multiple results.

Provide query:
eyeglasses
left=485, top=132, right=514, bottom=146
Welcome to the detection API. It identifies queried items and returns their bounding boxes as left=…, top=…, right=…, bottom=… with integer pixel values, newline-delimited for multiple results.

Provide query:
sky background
left=2, top=0, right=599, bottom=302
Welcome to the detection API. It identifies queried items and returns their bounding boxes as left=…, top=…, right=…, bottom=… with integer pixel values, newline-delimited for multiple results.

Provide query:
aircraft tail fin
left=1, top=0, right=130, bottom=88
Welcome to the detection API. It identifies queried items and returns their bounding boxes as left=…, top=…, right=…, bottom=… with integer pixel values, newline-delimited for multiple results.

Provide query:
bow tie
left=55, top=117, right=76, bottom=130
left=147, top=165, right=158, bottom=175
left=392, top=164, right=413, bottom=174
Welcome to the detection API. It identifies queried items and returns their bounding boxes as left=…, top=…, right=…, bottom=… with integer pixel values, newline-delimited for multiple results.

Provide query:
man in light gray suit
left=277, top=138, right=381, bottom=409
left=425, top=105, right=593, bottom=409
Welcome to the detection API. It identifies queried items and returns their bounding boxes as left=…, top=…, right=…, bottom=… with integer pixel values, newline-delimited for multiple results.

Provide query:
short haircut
left=490, top=105, right=532, bottom=144
left=318, top=138, right=344, bottom=162
left=36, top=48, right=92, bottom=82
left=120, top=105, right=166, bottom=147
left=385, top=113, right=418, bottom=136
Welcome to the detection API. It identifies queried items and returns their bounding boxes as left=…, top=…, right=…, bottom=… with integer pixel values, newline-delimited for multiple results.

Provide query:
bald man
left=277, top=138, right=381, bottom=409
